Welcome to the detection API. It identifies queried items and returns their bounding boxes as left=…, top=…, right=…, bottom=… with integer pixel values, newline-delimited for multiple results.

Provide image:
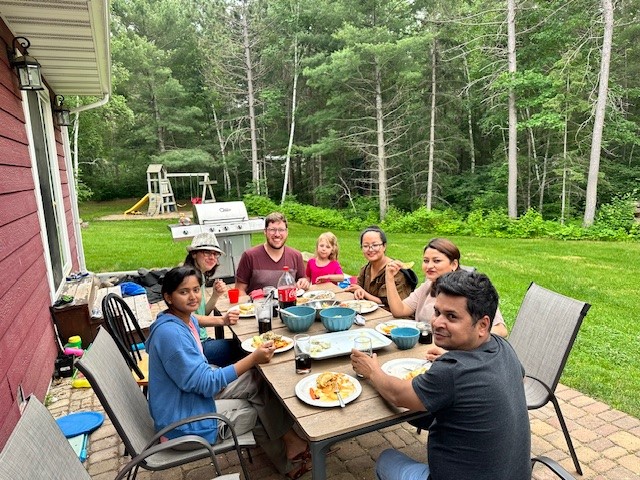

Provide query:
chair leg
left=550, top=394, right=582, bottom=475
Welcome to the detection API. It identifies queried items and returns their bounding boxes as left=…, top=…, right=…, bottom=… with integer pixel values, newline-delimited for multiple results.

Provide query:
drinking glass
left=294, top=334, right=311, bottom=374
left=353, top=336, right=372, bottom=378
left=255, top=299, right=272, bottom=334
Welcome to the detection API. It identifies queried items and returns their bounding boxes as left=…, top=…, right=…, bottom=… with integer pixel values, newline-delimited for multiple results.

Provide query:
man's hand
left=425, top=345, right=447, bottom=362
left=350, top=349, right=379, bottom=379
left=296, top=277, right=311, bottom=290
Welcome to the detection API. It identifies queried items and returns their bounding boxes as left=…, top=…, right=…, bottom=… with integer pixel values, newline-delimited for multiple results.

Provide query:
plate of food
left=241, top=331, right=293, bottom=353
left=229, top=303, right=255, bottom=318
left=381, top=358, right=432, bottom=379
left=295, top=372, right=361, bottom=407
left=301, top=290, right=336, bottom=301
left=375, top=319, right=419, bottom=336
left=339, top=300, right=379, bottom=314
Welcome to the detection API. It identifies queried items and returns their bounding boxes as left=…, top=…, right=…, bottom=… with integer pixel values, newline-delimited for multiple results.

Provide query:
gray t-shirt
left=412, top=335, right=531, bottom=480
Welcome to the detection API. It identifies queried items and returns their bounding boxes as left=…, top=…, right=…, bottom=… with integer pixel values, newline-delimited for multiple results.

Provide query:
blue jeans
left=376, top=449, right=430, bottom=480
left=201, top=338, right=243, bottom=367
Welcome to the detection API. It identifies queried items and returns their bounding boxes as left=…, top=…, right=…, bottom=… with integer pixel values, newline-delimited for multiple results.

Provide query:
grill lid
left=193, top=201, right=250, bottom=224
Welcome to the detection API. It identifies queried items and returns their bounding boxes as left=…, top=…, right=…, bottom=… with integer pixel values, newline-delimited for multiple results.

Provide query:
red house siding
left=0, top=23, right=81, bottom=448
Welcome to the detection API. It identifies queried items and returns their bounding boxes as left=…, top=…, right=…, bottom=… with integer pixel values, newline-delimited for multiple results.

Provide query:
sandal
left=287, top=459, right=311, bottom=480
left=290, top=445, right=311, bottom=463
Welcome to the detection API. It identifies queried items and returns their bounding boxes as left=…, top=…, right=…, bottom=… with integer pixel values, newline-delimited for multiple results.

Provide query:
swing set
left=125, top=165, right=217, bottom=215
left=166, top=172, right=217, bottom=206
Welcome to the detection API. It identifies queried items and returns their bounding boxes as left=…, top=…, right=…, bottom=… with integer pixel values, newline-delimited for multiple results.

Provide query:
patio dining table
left=210, top=283, right=432, bottom=480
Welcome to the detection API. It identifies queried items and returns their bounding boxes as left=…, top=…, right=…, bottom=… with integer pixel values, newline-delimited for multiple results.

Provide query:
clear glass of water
left=353, top=336, right=372, bottom=378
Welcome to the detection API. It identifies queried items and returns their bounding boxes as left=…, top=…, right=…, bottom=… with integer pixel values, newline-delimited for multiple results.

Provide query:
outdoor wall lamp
left=8, top=36, right=44, bottom=91
left=53, top=95, right=72, bottom=127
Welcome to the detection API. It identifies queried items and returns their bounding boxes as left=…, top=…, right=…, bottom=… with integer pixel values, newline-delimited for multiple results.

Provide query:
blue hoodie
left=146, top=310, right=238, bottom=443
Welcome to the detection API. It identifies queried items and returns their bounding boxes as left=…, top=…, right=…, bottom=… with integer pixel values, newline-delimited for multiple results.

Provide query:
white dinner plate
left=308, top=328, right=392, bottom=359
left=295, top=372, right=362, bottom=407
left=241, top=335, right=294, bottom=354
left=338, top=300, right=378, bottom=314
left=229, top=303, right=255, bottom=318
left=381, top=358, right=432, bottom=379
left=375, top=319, right=419, bottom=336
left=301, top=290, right=336, bottom=301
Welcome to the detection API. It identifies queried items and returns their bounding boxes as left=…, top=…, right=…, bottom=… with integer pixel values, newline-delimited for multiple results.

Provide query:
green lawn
left=80, top=201, right=640, bottom=418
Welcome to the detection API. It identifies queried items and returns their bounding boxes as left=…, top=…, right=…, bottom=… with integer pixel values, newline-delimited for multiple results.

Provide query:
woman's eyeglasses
left=199, top=250, right=221, bottom=258
left=361, top=243, right=383, bottom=251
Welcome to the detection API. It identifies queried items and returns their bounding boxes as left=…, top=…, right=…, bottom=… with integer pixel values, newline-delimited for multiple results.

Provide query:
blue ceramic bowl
left=390, top=327, right=420, bottom=350
left=280, top=306, right=316, bottom=333
left=320, top=307, right=355, bottom=332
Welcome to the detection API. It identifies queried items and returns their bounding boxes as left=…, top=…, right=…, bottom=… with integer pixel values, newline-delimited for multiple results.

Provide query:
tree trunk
left=462, top=53, right=476, bottom=174
left=584, top=0, right=614, bottom=226
left=151, top=89, right=165, bottom=153
left=426, top=40, right=437, bottom=211
left=282, top=27, right=300, bottom=206
left=374, top=58, right=388, bottom=220
left=241, top=3, right=260, bottom=192
left=507, top=0, right=518, bottom=218
left=212, top=106, right=231, bottom=195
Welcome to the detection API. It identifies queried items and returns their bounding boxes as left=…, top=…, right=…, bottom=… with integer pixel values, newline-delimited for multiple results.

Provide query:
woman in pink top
left=385, top=238, right=508, bottom=347
left=305, top=232, right=345, bottom=284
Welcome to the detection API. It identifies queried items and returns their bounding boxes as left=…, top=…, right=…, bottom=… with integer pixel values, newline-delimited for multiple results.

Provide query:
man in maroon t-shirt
left=235, top=212, right=311, bottom=296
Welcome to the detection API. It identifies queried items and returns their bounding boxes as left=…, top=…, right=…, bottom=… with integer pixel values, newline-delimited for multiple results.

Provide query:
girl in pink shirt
left=306, top=232, right=345, bottom=284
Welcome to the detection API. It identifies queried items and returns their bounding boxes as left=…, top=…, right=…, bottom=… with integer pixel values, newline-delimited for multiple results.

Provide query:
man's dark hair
left=434, top=270, right=499, bottom=327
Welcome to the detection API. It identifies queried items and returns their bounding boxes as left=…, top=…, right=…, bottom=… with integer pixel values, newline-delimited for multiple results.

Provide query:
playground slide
left=124, top=194, right=149, bottom=214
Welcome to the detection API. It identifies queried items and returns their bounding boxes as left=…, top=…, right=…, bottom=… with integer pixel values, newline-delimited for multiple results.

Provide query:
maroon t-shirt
left=235, top=245, right=306, bottom=294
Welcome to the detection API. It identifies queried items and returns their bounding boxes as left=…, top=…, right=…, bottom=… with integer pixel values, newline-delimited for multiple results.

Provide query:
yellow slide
left=124, top=193, right=149, bottom=214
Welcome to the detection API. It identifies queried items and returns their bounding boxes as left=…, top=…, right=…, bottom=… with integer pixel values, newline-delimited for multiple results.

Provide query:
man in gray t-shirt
left=351, top=270, right=531, bottom=480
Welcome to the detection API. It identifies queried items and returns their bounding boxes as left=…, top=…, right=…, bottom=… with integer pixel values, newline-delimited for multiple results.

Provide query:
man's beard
left=267, top=239, right=285, bottom=250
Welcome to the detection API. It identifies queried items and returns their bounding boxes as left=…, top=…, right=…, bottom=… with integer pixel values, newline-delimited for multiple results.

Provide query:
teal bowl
left=280, top=306, right=316, bottom=333
left=320, top=307, right=355, bottom=332
left=390, top=327, right=420, bottom=350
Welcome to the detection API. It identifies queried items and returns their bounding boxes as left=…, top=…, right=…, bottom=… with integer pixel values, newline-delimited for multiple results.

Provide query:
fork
left=334, top=385, right=345, bottom=408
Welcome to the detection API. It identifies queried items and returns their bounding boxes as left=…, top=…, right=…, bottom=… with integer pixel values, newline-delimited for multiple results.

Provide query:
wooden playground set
left=124, top=164, right=217, bottom=216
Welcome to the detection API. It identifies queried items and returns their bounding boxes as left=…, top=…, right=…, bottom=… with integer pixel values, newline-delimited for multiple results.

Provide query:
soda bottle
left=277, top=266, right=297, bottom=311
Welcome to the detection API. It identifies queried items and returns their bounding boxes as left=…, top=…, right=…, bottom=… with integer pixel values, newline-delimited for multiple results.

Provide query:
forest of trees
left=75, top=0, right=640, bottom=227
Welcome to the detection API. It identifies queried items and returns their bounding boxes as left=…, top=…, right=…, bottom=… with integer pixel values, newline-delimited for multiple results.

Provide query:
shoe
left=290, top=445, right=311, bottom=463
left=53, top=295, right=74, bottom=308
left=287, top=459, right=311, bottom=480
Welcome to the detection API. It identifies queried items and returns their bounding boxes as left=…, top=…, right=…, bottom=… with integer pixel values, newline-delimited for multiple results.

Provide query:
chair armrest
left=524, top=374, right=554, bottom=396
left=144, top=412, right=240, bottom=452
left=115, top=435, right=222, bottom=480
left=531, top=456, right=576, bottom=479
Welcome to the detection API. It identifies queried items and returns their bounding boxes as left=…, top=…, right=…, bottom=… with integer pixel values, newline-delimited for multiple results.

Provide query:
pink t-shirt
left=305, top=259, right=344, bottom=284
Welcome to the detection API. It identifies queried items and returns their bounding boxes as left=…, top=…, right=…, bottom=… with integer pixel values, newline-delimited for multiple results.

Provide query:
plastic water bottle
left=277, top=266, right=297, bottom=311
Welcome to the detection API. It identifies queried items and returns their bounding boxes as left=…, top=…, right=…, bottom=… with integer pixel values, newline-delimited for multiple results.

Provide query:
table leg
left=310, top=441, right=332, bottom=480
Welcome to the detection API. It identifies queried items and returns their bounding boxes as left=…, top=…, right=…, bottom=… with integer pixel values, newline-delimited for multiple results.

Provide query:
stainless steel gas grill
left=168, top=201, right=264, bottom=279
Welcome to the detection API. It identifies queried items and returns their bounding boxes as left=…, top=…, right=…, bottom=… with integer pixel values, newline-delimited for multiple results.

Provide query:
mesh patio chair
left=102, top=293, right=148, bottom=384
left=531, top=456, right=578, bottom=480
left=0, top=396, right=240, bottom=480
left=509, top=282, right=590, bottom=475
left=76, top=327, right=255, bottom=479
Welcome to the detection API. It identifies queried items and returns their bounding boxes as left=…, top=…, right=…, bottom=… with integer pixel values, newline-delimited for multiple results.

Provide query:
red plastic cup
left=228, top=288, right=240, bottom=304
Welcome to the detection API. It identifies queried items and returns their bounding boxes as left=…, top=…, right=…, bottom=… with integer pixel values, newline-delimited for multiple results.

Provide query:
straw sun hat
left=186, top=232, right=224, bottom=254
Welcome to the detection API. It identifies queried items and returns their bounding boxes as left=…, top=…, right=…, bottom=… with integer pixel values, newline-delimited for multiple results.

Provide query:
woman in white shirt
left=385, top=238, right=508, bottom=340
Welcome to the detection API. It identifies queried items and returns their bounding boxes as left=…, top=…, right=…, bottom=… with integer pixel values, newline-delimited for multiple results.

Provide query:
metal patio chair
left=102, top=293, right=148, bottom=385
left=509, top=282, right=591, bottom=475
left=531, top=456, right=578, bottom=480
left=0, top=395, right=240, bottom=480
left=76, top=328, right=255, bottom=479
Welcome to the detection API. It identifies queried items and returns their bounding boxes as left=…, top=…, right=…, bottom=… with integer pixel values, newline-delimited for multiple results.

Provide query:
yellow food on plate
left=403, top=365, right=430, bottom=380
left=238, top=304, right=255, bottom=314
left=251, top=331, right=290, bottom=349
left=309, top=372, right=356, bottom=402
left=296, top=297, right=311, bottom=305
left=380, top=323, right=397, bottom=335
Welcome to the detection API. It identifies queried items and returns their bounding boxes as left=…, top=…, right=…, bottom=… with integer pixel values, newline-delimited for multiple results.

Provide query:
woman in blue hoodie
left=147, top=266, right=311, bottom=479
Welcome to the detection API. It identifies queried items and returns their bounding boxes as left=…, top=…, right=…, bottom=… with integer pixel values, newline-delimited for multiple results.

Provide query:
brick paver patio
left=45, top=378, right=640, bottom=479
